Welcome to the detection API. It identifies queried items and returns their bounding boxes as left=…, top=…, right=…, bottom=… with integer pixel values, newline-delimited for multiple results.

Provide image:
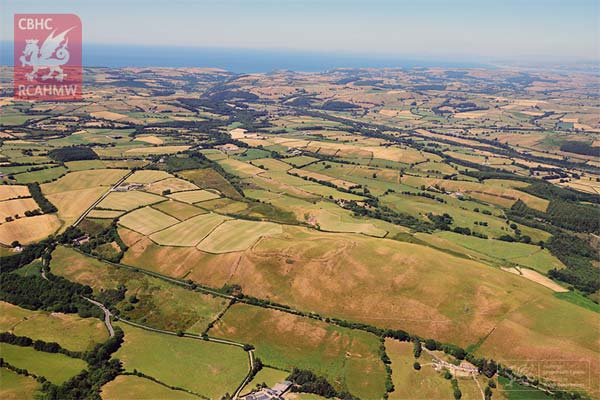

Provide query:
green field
left=0, top=301, right=108, bottom=352
left=0, top=343, right=87, bottom=384
left=150, top=212, right=230, bottom=246
left=385, top=339, right=455, bottom=399
left=498, top=376, right=552, bottom=399
left=13, top=166, right=68, bottom=184
left=242, top=367, right=289, bottom=394
left=0, top=367, right=41, bottom=399
left=101, top=375, right=198, bottom=400
left=429, top=231, right=564, bottom=273
left=114, top=322, right=248, bottom=398
left=118, top=206, right=179, bottom=235
left=177, top=168, right=243, bottom=199
left=210, top=303, right=387, bottom=399
left=50, top=246, right=228, bottom=332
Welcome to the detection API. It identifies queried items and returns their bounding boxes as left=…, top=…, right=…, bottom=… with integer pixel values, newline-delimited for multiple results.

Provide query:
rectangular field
left=0, top=213, right=61, bottom=245
left=167, top=189, right=220, bottom=204
left=124, top=170, right=173, bottom=184
left=118, top=206, right=179, bottom=235
left=0, top=198, right=39, bottom=219
left=144, top=177, right=199, bottom=194
left=98, top=190, right=166, bottom=211
left=0, top=301, right=108, bottom=352
left=0, top=343, right=87, bottom=384
left=197, top=219, right=282, bottom=253
left=149, top=212, right=230, bottom=246
left=100, top=375, right=198, bottom=400
left=152, top=200, right=206, bottom=221
left=0, top=185, right=30, bottom=201
left=210, top=303, right=387, bottom=399
left=114, top=322, right=248, bottom=399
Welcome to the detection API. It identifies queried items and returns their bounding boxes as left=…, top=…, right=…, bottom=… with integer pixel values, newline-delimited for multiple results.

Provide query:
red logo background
left=14, top=14, right=82, bottom=100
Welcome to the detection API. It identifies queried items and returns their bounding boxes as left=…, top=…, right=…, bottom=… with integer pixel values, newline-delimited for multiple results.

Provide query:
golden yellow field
left=46, top=187, right=107, bottom=229
left=0, top=213, right=61, bottom=245
left=124, top=145, right=190, bottom=155
left=0, top=185, right=30, bottom=201
left=118, top=206, right=179, bottom=235
left=144, top=177, right=199, bottom=194
left=0, top=198, right=39, bottom=219
left=197, top=219, right=283, bottom=253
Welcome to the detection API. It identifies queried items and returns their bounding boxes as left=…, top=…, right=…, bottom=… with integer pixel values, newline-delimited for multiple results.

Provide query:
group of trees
left=287, top=368, right=355, bottom=399
left=27, top=183, right=57, bottom=214
left=0, top=273, right=99, bottom=318
left=48, top=146, right=99, bottom=162
left=42, top=328, right=125, bottom=399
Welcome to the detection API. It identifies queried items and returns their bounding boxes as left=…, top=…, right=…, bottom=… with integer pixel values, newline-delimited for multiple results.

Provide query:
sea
left=2, top=41, right=489, bottom=73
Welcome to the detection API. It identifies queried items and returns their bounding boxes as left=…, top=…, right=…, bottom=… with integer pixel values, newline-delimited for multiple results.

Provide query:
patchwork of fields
left=1, top=66, right=598, bottom=399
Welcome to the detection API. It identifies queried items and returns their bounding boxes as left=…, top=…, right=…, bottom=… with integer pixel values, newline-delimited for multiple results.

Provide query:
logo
left=14, top=14, right=82, bottom=100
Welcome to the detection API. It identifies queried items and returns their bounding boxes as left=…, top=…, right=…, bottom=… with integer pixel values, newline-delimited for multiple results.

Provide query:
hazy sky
left=2, top=0, right=598, bottom=61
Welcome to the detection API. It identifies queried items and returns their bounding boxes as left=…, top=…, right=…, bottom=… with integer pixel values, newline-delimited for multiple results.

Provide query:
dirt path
left=83, top=296, right=115, bottom=337
left=472, top=372, right=485, bottom=400
left=72, top=169, right=134, bottom=227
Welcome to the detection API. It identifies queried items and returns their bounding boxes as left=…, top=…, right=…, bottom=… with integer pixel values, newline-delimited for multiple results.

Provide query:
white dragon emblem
left=19, top=27, right=74, bottom=82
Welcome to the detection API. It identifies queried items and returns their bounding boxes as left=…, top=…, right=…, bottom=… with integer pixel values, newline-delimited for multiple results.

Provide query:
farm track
left=72, top=169, right=135, bottom=227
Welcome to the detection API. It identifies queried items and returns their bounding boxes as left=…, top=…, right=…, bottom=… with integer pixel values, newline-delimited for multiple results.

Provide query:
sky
left=1, top=0, right=599, bottom=62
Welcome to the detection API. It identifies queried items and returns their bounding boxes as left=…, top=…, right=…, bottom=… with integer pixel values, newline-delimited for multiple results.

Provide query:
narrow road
left=83, top=296, right=115, bottom=337
left=72, top=170, right=134, bottom=227
left=233, top=350, right=255, bottom=399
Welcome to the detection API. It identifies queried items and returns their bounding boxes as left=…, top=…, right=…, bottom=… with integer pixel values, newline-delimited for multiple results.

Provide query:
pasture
left=101, top=375, right=198, bottom=400
left=215, top=224, right=600, bottom=391
left=0, top=301, right=108, bottom=352
left=14, top=166, right=68, bottom=184
left=114, top=322, right=248, bottom=398
left=0, top=343, right=87, bottom=384
left=50, top=246, right=228, bottom=332
left=177, top=168, right=243, bottom=199
left=150, top=212, right=230, bottom=246
left=211, top=303, right=387, bottom=399
left=118, top=206, right=179, bottom=235
left=385, top=339, right=454, bottom=400
left=197, top=219, right=283, bottom=253
left=431, top=231, right=565, bottom=273
left=0, top=368, right=40, bottom=400
left=242, top=367, right=289, bottom=394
